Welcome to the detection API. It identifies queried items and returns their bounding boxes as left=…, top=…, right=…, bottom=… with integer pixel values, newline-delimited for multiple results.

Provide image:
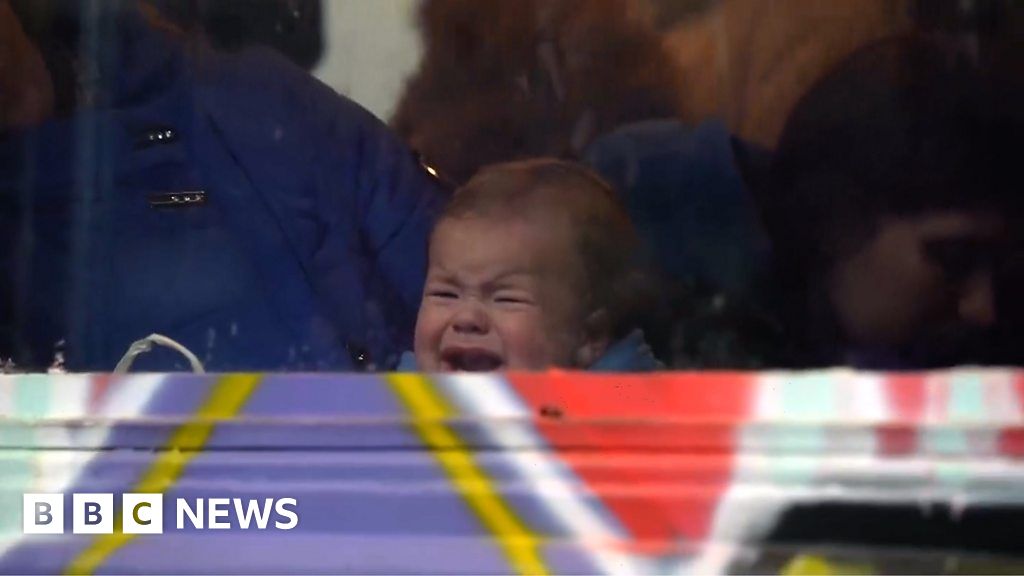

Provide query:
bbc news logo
left=23, top=494, right=299, bottom=534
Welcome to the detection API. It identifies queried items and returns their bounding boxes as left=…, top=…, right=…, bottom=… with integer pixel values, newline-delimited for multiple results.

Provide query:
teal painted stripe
left=0, top=375, right=52, bottom=534
left=15, top=374, right=51, bottom=419
left=767, top=374, right=835, bottom=484
left=935, top=373, right=987, bottom=487
left=0, top=451, right=33, bottom=535
left=923, top=374, right=983, bottom=457
left=781, top=372, right=837, bottom=419
left=947, top=372, right=987, bottom=420
left=7, top=374, right=49, bottom=448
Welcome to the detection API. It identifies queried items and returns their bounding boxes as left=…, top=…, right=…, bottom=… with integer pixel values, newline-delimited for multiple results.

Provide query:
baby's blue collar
left=396, top=330, right=662, bottom=372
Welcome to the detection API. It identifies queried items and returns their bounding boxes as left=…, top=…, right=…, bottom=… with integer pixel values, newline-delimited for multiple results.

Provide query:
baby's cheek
left=413, top=308, right=443, bottom=359
left=543, top=309, right=587, bottom=366
left=499, top=314, right=557, bottom=369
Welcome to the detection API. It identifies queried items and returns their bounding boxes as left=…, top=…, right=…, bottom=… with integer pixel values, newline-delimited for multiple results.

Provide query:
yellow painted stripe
left=66, top=374, right=262, bottom=575
left=386, top=374, right=548, bottom=575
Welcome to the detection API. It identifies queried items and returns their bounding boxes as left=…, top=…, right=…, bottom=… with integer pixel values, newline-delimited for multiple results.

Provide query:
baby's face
left=414, top=215, right=587, bottom=372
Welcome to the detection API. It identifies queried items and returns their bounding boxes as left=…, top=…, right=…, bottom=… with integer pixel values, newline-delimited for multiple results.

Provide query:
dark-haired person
left=758, top=36, right=1021, bottom=368
left=590, top=36, right=1023, bottom=369
left=0, top=0, right=445, bottom=372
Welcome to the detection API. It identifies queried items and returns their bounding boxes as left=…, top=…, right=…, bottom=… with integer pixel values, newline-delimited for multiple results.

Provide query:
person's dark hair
left=6, top=1, right=191, bottom=117
left=761, top=35, right=1023, bottom=279
left=440, top=158, right=649, bottom=340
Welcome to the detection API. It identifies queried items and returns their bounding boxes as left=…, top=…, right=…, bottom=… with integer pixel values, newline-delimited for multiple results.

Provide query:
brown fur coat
left=664, top=0, right=913, bottom=146
left=391, top=0, right=684, bottom=184
left=393, top=0, right=913, bottom=183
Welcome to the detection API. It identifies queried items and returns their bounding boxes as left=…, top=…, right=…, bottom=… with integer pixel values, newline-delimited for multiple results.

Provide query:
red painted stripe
left=998, top=427, right=1024, bottom=458
left=1013, top=373, right=1024, bottom=417
left=88, top=374, right=113, bottom=413
left=878, top=374, right=926, bottom=455
left=884, top=374, right=928, bottom=420
left=998, top=373, right=1024, bottom=458
left=507, top=372, right=754, bottom=547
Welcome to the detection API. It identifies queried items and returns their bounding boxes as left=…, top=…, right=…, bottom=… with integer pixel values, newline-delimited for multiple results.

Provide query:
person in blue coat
left=0, top=1, right=446, bottom=372
left=585, top=119, right=791, bottom=369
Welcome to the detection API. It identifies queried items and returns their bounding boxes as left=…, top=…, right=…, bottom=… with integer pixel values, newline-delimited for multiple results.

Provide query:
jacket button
left=136, top=126, right=178, bottom=149
left=148, top=191, right=208, bottom=208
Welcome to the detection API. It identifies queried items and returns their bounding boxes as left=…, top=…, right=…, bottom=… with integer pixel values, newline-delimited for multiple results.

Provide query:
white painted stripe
left=0, top=375, right=102, bottom=562
left=440, top=374, right=640, bottom=576
left=76, top=374, right=166, bottom=449
left=697, top=372, right=798, bottom=575
left=983, top=371, right=1021, bottom=423
left=98, top=374, right=166, bottom=418
left=833, top=371, right=885, bottom=454
left=845, top=371, right=889, bottom=421
left=0, top=375, right=168, bottom=565
left=753, top=371, right=786, bottom=420
left=37, top=375, right=165, bottom=494
left=47, top=374, right=91, bottom=418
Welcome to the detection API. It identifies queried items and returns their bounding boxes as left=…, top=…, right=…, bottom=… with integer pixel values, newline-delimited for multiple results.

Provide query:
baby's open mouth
left=440, top=347, right=504, bottom=372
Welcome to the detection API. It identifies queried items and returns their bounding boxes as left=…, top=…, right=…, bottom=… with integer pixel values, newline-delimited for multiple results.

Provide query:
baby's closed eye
left=426, top=286, right=459, bottom=300
left=493, top=292, right=535, bottom=305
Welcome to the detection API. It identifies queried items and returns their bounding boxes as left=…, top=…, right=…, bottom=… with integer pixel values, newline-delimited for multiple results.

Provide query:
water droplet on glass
left=48, top=339, right=67, bottom=374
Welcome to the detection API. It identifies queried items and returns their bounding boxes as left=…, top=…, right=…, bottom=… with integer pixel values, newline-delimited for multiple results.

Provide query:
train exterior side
left=1, top=370, right=1022, bottom=574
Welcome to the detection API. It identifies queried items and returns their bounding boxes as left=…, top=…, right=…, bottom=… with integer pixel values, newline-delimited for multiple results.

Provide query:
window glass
left=2, top=0, right=1021, bottom=373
